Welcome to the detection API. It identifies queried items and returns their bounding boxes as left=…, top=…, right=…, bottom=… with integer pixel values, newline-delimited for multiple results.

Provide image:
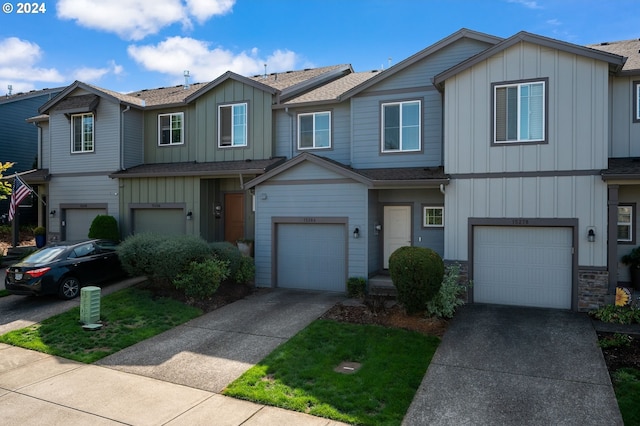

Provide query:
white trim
left=297, top=111, right=332, bottom=150
left=218, top=102, right=248, bottom=148
left=158, top=112, right=184, bottom=146
left=423, top=206, right=444, bottom=228
left=618, top=205, right=633, bottom=243
left=493, top=80, right=545, bottom=144
left=381, top=100, right=422, bottom=153
left=70, top=113, right=94, bottom=153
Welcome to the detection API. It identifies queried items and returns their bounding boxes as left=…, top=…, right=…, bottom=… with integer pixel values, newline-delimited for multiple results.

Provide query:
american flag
left=8, top=177, right=31, bottom=222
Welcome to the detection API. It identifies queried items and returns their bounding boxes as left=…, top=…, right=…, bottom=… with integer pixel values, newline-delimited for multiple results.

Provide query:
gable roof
left=587, top=38, right=640, bottom=75
left=39, top=81, right=145, bottom=114
left=434, top=31, right=626, bottom=89
left=243, top=152, right=449, bottom=189
left=0, top=87, right=63, bottom=105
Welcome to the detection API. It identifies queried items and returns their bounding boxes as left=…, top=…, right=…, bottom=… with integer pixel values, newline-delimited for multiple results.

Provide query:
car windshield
left=22, top=246, right=67, bottom=264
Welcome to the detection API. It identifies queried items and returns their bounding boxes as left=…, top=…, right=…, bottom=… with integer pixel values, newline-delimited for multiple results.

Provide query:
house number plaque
left=303, top=217, right=317, bottom=223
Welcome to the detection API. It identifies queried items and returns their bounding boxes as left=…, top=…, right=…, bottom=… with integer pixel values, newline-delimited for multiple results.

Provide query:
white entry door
left=383, top=205, right=411, bottom=268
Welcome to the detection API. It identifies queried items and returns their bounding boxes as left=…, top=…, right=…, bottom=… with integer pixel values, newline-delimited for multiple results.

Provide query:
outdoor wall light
left=374, top=223, right=382, bottom=235
left=214, top=204, right=222, bottom=218
left=186, top=211, right=193, bottom=220
left=353, top=227, right=360, bottom=239
left=49, top=209, right=56, bottom=217
left=587, top=228, right=596, bottom=242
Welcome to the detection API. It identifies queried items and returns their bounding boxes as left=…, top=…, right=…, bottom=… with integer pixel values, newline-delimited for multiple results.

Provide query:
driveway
left=97, top=289, right=345, bottom=393
left=403, top=304, right=623, bottom=425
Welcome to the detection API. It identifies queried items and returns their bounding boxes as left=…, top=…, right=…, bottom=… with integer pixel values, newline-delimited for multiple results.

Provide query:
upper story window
left=158, top=112, right=184, bottom=146
left=381, top=100, right=421, bottom=152
left=219, top=103, right=247, bottom=148
left=633, top=81, right=640, bottom=123
left=493, top=79, right=547, bottom=144
left=71, top=113, right=94, bottom=153
left=618, top=205, right=635, bottom=244
left=298, top=111, right=331, bottom=150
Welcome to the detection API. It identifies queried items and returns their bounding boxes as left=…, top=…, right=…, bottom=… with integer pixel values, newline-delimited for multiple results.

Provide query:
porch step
left=368, top=275, right=397, bottom=297
left=2, top=245, right=36, bottom=265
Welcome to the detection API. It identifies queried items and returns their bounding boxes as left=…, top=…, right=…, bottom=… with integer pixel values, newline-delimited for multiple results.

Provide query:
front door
left=383, top=205, right=411, bottom=268
left=224, top=193, right=244, bottom=243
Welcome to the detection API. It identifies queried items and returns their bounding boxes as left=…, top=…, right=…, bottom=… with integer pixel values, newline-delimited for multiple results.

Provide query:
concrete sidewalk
left=0, top=289, right=349, bottom=425
left=402, top=304, right=623, bottom=425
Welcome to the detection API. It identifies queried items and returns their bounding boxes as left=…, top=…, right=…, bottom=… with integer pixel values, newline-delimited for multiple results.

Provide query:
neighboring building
left=0, top=87, right=62, bottom=224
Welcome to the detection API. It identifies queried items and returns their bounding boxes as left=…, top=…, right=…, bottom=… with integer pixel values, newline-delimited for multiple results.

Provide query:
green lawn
left=0, top=289, right=10, bottom=297
left=612, top=368, right=640, bottom=425
left=223, top=319, right=439, bottom=426
left=0, top=286, right=202, bottom=363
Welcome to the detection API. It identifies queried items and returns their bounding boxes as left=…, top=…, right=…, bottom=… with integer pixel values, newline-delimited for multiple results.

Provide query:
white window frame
left=158, top=112, right=184, bottom=146
left=493, top=79, right=546, bottom=144
left=71, top=113, right=94, bottom=153
left=381, top=100, right=421, bottom=153
left=618, top=205, right=634, bottom=243
left=423, top=206, right=444, bottom=228
left=218, top=103, right=247, bottom=148
left=633, top=81, right=640, bottom=123
left=298, top=111, right=331, bottom=150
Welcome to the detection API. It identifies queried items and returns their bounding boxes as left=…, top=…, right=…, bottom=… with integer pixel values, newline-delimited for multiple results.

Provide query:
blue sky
left=1, top=0, right=638, bottom=95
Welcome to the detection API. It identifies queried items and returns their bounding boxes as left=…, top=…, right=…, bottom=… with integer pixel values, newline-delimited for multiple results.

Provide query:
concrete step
left=368, top=275, right=397, bottom=297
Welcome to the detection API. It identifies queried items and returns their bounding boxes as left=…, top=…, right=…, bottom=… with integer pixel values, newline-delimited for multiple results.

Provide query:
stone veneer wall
left=577, top=269, right=609, bottom=312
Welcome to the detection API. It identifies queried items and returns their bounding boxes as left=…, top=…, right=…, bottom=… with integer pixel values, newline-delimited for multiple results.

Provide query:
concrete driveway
left=403, top=304, right=623, bottom=425
left=97, top=288, right=345, bottom=393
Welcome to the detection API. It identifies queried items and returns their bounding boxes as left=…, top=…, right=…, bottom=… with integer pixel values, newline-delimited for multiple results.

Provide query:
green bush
left=590, top=304, right=640, bottom=324
left=347, top=277, right=366, bottom=298
left=426, top=264, right=469, bottom=319
left=209, top=241, right=255, bottom=284
left=117, top=233, right=211, bottom=285
left=173, top=258, right=230, bottom=299
left=389, top=246, right=444, bottom=314
left=88, top=215, right=120, bottom=241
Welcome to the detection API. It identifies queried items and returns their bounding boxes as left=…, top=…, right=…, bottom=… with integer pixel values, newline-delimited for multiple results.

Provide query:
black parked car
left=5, top=239, right=126, bottom=299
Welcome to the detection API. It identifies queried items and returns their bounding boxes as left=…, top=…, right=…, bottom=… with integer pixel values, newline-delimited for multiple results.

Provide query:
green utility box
left=80, top=286, right=101, bottom=325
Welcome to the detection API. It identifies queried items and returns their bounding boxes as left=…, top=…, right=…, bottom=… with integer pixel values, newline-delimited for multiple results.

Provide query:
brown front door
left=224, top=193, right=244, bottom=243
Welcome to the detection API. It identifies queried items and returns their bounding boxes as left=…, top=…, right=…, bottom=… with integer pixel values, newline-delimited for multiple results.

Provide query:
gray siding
left=609, top=76, right=640, bottom=158
left=48, top=95, right=122, bottom=174
left=367, top=190, right=380, bottom=275
left=144, top=79, right=274, bottom=164
left=253, top=162, right=368, bottom=287
left=40, top=121, right=50, bottom=169
left=123, top=108, right=144, bottom=169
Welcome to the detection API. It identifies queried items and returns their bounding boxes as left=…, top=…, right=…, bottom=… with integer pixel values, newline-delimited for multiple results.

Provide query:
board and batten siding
left=609, top=76, right=640, bottom=158
left=253, top=163, right=368, bottom=287
left=47, top=175, right=120, bottom=236
left=443, top=175, right=608, bottom=267
left=443, top=41, right=610, bottom=175
left=274, top=103, right=351, bottom=164
left=48, top=96, right=122, bottom=174
left=144, top=79, right=273, bottom=164
left=118, top=176, right=201, bottom=237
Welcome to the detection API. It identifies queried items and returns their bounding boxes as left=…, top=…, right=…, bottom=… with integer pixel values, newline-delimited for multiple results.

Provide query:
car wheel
left=58, top=277, right=81, bottom=299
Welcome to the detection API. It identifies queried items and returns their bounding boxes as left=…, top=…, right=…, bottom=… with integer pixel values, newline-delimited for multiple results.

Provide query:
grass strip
left=612, top=368, right=640, bottom=425
left=224, top=319, right=439, bottom=426
left=0, top=286, right=201, bottom=363
left=0, top=289, right=10, bottom=297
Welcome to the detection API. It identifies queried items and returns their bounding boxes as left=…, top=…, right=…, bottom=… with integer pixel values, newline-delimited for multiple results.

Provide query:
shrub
left=117, top=233, right=211, bottom=285
left=88, top=215, right=120, bottom=241
left=389, top=246, right=444, bottom=314
left=33, top=226, right=46, bottom=236
left=209, top=241, right=255, bottom=284
left=173, top=257, right=230, bottom=299
left=590, top=304, right=640, bottom=324
left=347, top=276, right=366, bottom=298
left=426, top=264, right=469, bottom=319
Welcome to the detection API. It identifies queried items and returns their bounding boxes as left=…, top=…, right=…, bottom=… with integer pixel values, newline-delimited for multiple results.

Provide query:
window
left=71, top=113, right=94, bottom=153
left=633, top=81, right=640, bottom=123
left=618, top=205, right=634, bottom=243
left=381, top=100, right=421, bottom=152
left=298, top=112, right=331, bottom=149
left=493, top=79, right=546, bottom=143
left=423, top=206, right=444, bottom=228
left=219, top=103, right=247, bottom=147
left=158, top=112, right=183, bottom=145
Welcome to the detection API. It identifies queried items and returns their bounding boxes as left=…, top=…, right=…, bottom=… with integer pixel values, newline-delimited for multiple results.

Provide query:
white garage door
left=473, top=226, right=573, bottom=309
left=276, top=223, right=346, bottom=292
left=65, top=209, right=106, bottom=241
left=133, top=209, right=185, bottom=235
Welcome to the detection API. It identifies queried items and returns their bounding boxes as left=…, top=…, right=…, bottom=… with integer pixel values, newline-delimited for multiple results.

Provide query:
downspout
left=285, top=107, right=294, bottom=159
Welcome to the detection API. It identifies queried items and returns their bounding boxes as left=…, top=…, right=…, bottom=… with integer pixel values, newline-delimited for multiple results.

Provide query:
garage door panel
left=474, top=226, right=572, bottom=309
left=65, top=209, right=106, bottom=241
left=277, top=223, right=346, bottom=292
left=133, top=209, right=185, bottom=235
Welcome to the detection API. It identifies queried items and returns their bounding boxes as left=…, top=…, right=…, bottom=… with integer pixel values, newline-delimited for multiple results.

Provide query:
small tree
left=88, top=215, right=120, bottom=241
left=0, top=162, right=14, bottom=201
left=389, top=246, right=444, bottom=314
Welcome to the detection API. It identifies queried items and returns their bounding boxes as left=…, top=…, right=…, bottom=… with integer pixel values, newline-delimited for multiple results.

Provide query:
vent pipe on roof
left=183, top=70, right=190, bottom=90
left=263, top=63, right=267, bottom=79
left=7, top=84, right=12, bottom=96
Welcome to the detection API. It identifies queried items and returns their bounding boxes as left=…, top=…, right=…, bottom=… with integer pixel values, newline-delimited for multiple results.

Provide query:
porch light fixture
left=49, top=209, right=56, bottom=217
left=186, top=211, right=193, bottom=220
left=214, top=204, right=222, bottom=218
left=353, top=227, right=360, bottom=239
left=587, top=228, right=595, bottom=242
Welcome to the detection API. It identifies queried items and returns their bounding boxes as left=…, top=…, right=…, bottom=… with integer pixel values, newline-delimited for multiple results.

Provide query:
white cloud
left=128, top=36, right=299, bottom=84
left=57, top=0, right=235, bottom=41
left=507, top=0, right=543, bottom=9
left=73, top=60, right=124, bottom=83
left=0, top=37, right=65, bottom=94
